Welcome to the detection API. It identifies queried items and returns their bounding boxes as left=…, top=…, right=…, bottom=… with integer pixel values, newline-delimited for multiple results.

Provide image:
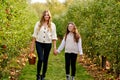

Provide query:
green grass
left=19, top=51, right=94, bottom=80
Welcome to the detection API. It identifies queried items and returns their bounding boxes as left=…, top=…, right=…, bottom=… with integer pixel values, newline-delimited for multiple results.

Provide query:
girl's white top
left=57, top=33, right=83, bottom=55
left=32, top=21, right=57, bottom=43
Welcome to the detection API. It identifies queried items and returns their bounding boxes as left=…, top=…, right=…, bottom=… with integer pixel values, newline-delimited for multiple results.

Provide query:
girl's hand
left=79, top=55, right=83, bottom=63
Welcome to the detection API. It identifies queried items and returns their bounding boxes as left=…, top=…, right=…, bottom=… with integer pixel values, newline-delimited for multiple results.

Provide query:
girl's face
left=44, top=12, right=50, bottom=21
left=68, top=24, right=74, bottom=32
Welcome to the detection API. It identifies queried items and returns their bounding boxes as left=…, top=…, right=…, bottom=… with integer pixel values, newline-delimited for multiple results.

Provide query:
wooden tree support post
left=101, top=56, right=106, bottom=69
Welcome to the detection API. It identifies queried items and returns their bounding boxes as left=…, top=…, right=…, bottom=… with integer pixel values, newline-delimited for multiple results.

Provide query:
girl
left=56, top=22, right=83, bottom=80
left=30, top=10, right=57, bottom=80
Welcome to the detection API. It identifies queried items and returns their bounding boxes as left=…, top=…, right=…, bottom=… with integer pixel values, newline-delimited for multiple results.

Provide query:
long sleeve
left=78, top=38, right=83, bottom=55
left=57, top=38, right=66, bottom=53
left=32, top=21, right=39, bottom=38
left=51, top=23, right=57, bottom=40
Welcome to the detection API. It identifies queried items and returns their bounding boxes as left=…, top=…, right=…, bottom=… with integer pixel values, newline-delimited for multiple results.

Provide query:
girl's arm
left=78, top=38, right=83, bottom=62
left=57, top=37, right=65, bottom=53
left=78, top=38, right=83, bottom=55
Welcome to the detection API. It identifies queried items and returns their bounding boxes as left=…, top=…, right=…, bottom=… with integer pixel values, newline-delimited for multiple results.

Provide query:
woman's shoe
left=41, top=75, right=45, bottom=80
left=41, top=77, right=44, bottom=80
left=36, top=74, right=41, bottom=80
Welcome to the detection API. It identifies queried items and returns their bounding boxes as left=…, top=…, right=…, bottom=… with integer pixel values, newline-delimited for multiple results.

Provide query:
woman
left=30, top=10, right=57, bottom=80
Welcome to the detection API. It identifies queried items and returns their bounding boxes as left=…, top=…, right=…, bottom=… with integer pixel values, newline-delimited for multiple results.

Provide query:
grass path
left=19, top=51, right=94, bottom=80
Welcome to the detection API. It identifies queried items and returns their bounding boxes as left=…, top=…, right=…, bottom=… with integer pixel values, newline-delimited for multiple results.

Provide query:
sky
left=31, top=0, right=65, bottom=3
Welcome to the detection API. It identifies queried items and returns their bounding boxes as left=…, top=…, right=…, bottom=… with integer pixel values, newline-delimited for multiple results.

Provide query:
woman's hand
left=52, top=40, right=57, bottom=56
left=30, top=46, right=34, bottom=53
left=53, top=49, right=57, bottom=56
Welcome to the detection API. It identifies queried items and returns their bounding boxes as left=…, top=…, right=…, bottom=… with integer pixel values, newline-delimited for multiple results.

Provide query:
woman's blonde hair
left=39, top=10, right=52, bottom=31
left=65, top=22, right=80, bottom=43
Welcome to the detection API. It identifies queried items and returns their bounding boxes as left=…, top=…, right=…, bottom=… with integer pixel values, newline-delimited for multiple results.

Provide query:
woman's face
left=68, top=24, right=74, bottom=32
left=44, top=12, right=50, bottom=21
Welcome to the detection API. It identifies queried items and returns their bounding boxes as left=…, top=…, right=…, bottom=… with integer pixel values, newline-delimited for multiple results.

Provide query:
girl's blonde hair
left=65, top=22, right=80, bottom=43
left=39, top=10, right=52, bottom=31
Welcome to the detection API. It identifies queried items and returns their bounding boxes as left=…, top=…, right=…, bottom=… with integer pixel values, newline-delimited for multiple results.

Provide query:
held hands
left=53, top=49, right=58, bottom=56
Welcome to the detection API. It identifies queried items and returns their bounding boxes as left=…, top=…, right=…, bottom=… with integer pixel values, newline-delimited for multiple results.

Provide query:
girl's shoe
left=71, top=76, right=75, bottom=80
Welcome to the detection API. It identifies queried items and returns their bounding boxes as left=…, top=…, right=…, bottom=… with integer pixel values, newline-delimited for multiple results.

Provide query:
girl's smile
left=68, top=24, right=74, bottom=32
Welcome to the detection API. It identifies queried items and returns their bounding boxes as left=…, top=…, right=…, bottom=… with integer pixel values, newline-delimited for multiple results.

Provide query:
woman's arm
left=30, top=22, right=39, bottom=53
left=30, top=37, right=36, bottom=53
left=51, top=23, right=57, bottom=55
left=52, top=40, right=57, bottom=55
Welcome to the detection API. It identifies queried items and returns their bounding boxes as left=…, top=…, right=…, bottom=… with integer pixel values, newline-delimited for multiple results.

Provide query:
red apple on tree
left=2, top=45, right=7, bottom=49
